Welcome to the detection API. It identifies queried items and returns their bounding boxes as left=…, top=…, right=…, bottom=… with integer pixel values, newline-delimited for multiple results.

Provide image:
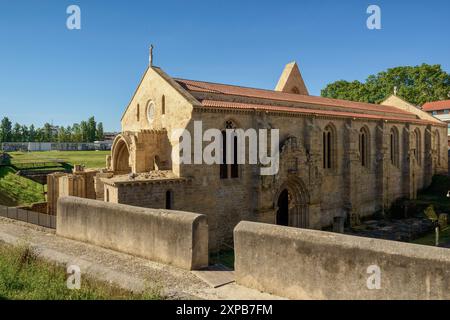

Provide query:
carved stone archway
left=111, top=134, right=132, bottom=174
left=274, top=177, right=309, bottom=228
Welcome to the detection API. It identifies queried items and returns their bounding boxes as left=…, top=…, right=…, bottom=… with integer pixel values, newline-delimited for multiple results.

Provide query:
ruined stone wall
left=104, top=180, right=188, bottom=209
left=47, top=173, right=65, bottom=215
left=47, top=170, right=99, bottom=215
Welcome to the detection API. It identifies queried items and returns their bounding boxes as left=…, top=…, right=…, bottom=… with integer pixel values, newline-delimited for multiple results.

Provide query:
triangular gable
left=275, top=62, right=309, bottom=95
left=381, top=94, right=443, bottom=123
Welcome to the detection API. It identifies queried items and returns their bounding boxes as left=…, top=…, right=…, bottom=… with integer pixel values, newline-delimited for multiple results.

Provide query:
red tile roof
left=422, top=100, right=450, bottom=112
left=175, top=78, right=412, bottom=116
left=200, top=100, right=441, bottom=125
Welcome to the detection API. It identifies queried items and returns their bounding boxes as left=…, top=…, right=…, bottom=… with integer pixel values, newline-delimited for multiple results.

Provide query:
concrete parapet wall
left=234, top=221, right=450, bottom=300
left=57, top=196, right=208, bottom=270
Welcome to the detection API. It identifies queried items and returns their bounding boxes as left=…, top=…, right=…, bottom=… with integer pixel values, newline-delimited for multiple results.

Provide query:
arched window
left=220, top=121, right=239, bottom=179
left=106, top=189, right=110, bottom=202
left=291, top=86, right=300, bottom=94
left=146, top=100, right=155, bottom=124
left=359, top=127, right=370, bottom=167
left=413, top=128, right=421, bottom=165
left=161, top=95, right=166, bottom=115
left=165, top=190, right=173, bottom=209
left=390, top=127, right=400, bottom=167
left=220, top=130, right=228, bottom=179
left=322, top=124, right=336, bottom=169
left=136, top=104, right=140, bottom=121
left=231, top=135, right=239, bottom=178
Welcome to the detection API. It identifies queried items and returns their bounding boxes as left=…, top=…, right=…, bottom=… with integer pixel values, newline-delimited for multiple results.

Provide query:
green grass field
left=0, top=244, right=161, bottom=300
left=8, top=150, right=110, bottom=169
left=0, top=150, right=109, bottom=206
left=407, top=175, right=450, bottom=247
left=0, top=167, right=45, bottom=206
left=412, top=228, right=450, bottom=246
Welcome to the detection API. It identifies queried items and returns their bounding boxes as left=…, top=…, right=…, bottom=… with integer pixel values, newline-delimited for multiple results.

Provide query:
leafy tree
left=21, top=125, right=29, bottom=142
left=28, top=124, right=36, bottom=142
left=80, top=121, right=89, bottom=142
left=65, top=126, right=72, bottom=142
left=72, top=123, right=82, bottom=142
left=0, top=117, right=12, bottom=142
left=87, top=117, right=97, bottom=142
left=0, top=116, right=106, bottom=143
left=57, top=127, right=67, bottom=143
left=43, top=123, right=53, bottom=142
left=96, top=122, right=104, bottom=141
left=12, top=123, right=22, bottom=142
left=321, top=64, right=450, bottom=106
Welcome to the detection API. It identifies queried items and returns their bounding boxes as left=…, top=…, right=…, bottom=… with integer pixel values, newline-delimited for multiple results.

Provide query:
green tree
left=21, top=125, right=29, bottom=142
left=80, top=121, right=89, bottom=142
left=87, top=117, right=97, bottom=142
left=12, top=123, right=22, bottom=142
left=65, top=125, right=73, bottom=142
left=321, top=64, right=450, bottom=106
left=28, top=124, right=36, bottom=142
left=0, top=117, right=12, bottom=142
left=72, top=123, right=82, bottom=142
left=96, top=122, right=104, bottom=141
left=57, top=127, right=67, bottom=142
left=43, top=123, right=53, bottom=142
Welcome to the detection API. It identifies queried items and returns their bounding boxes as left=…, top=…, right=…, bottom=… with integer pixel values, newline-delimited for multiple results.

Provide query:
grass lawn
left=412, top=227, right=450, bottom=246
left=210, top=250, right=234, bottom=269
left=0, top=244, right=162, bottom=300
left=8, top=150, right=110, bottom=170
left=0, top=167, right=45, bottom=206
left=406, top=175, right=450, bottom=247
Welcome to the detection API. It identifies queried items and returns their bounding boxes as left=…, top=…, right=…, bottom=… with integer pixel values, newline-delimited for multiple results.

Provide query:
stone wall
left=47, top=170, right=98, bottom=215
left=57, top=196, right=209, bottom=270
left=47, top=172, right=66, bottom=215
left=234, top=221, right=450, bottom=300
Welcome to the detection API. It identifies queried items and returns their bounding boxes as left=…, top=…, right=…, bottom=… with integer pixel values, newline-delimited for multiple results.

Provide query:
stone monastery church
left=104, top=54, right=448, bottom=250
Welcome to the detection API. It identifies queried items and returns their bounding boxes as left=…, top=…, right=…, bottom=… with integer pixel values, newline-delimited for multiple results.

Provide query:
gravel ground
left=0, top=217, right=280, bottom=300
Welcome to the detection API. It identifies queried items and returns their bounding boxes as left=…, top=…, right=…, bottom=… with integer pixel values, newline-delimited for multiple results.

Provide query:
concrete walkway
left=0, top=217, right=282, bottom=300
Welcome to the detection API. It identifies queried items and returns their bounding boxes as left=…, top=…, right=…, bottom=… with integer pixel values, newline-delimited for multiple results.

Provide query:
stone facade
left=104, top=61, right=448, bottom=251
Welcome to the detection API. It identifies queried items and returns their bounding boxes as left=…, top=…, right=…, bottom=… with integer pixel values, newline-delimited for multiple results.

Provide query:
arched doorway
left=276, top=189, right=289, bottom=226
left=275, top=178, right=309, bottom=228
left=111, top=135, right=132, bottom=174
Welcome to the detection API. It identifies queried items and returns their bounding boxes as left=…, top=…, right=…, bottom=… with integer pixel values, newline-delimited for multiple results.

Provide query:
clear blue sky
left=0, top=0, right=449, bottom=131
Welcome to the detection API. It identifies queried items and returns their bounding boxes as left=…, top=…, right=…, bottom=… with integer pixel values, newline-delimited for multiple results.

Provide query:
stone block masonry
left=234, top=221, right=450, bottom=299
left=57, top=196, right=209, bottom=270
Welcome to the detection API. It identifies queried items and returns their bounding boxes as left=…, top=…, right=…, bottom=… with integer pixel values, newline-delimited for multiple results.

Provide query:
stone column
left=402, top=124, right=414, bottom=199
left=375, top=121, right=388, bottom=215
left=304, top=117, right=323, bottom=229
left=343, top=119, right=361, bottom=226
left=424, top=125, right=434, bottom=186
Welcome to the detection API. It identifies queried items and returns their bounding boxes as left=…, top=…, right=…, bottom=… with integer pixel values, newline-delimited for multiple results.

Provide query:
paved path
left=0, top=217, right=282, bottom=300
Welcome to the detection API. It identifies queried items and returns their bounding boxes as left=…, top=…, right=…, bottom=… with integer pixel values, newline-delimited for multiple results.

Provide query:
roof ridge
left=175, top=78, right=413, bottom=115
left=200, top=99, right=444, bottom=126
left=423, top=99, right=450, bottom=105
left=174, top=77, right=281, bottom=94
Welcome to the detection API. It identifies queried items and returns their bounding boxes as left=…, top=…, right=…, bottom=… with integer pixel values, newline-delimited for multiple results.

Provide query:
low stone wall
left=57, top=196, right=208, bottom=270
left=234, top=221, right=450, bottom=300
